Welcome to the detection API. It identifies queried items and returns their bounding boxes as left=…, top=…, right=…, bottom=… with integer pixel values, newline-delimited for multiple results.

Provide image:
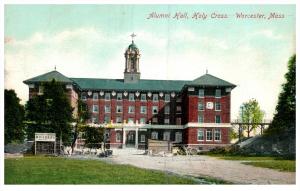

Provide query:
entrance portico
left=122, top=126, right=141, bottom=148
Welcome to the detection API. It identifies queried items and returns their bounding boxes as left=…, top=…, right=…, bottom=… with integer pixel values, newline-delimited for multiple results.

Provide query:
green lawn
left=206, top=154, right=296, bottom=172
left=5, top=157, right=198, bottom=184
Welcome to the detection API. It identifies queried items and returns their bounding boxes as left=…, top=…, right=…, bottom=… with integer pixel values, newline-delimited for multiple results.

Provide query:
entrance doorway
left=126, top=131, right=136, bottom=147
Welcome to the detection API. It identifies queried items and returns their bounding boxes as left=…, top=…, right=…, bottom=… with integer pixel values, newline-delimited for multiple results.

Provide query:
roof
left=70, top=78, right=189, bottom=91
left=23, top=70, right=73, bottom=84
left=188, top=74, right=236, bottom=87
left=23, top=71, right=236, bottom=91
left=128, top=41, right=138, bottom=50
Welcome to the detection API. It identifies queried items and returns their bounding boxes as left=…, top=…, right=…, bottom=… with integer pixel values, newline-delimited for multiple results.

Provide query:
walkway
left=108, top=149, right=295, bottom=184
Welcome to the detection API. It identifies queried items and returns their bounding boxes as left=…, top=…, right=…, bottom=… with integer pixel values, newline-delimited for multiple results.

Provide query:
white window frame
left=214, top=129, right=221, bottom=141
left=151, top=131, right=158, bottom=140
left=116, top=105, right=123, bottom=113
left=140, top=134, right=146, bottom=142
left=215, top=115, right=221, bottom=123
left=141, top=94, right=147, bottom=102
left=140, top=118, right=146, bottom=124
left=198, top=102, right=204, bottom=111
left=153, top=94, right=159, bottom=102
left=38, top=86, right=44, bottom=95
left=81, top=93, right=87, bottom=101
left=105, top=93, right=110, bottom=101
left=215, top=102, right=221, bottom=111
left=206, top=129, right=213, bottom=141
left=116, top=117, right=122, bottom=123
left=93, top=93, right=98, bottom=100
left=140, top=106, right=147, bottom=114
left=152, top=117, right=158, bottom=123
left=164, top=105, right=170, bottom=114
left=117, top=93, right=122, bottom=101
left=128, top=106, right=135, bottom=113
left=165, top=94, right=170, bottom=102
left=163, top=131, right=170, bottom=141
left=105, top=105, right=111, bottom=113
left=175, top=132, right=182, bottom=142
left=104, top=115, right=110, bottom=123
left=129, top=93, right=135, bottom=101
left=215, top=89, right=221, bottom=98
left=92, top=117, right=98, bottom=124
left=92, top=105, right=99, bottom=113
left=164, top=118, right=170, bottom=124
left=152, top=106, right=158, bottom=114
left=176, top=106, right=182, bottom=113
left=176, top=118, right=181, bottom=125
left=198, top=89, right=204, bottom=98
left=198, top=115, right=204, bottom=123
left=197, top=129, right=204, bottom=141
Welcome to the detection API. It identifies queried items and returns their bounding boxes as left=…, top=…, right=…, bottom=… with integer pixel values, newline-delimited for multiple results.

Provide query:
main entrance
left=126, top=131, right=136, bottom=147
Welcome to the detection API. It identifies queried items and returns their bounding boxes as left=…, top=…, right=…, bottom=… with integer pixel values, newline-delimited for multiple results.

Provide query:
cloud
left=252, top=29, right=284, bottom=40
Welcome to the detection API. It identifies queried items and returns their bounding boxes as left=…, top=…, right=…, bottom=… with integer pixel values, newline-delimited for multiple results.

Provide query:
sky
left=4, top=4, right=295, bottom=120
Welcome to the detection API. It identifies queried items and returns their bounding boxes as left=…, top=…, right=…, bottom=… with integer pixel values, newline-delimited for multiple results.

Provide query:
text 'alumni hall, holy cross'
left=24, top=38, right=236, bottom=150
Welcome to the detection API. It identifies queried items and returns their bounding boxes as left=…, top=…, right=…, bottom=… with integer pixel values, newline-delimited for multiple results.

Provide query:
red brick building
left=24, top=40, right=236, bottom=150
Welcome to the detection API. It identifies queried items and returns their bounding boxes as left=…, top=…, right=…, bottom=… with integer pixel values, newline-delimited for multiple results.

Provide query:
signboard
left=35, top=133, right=56, bottom=142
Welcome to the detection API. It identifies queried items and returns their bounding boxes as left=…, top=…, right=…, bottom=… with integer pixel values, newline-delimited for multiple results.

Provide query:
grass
left=5, top=156, right=201, bottom=184
left=206, top=154, right=295, bottom=172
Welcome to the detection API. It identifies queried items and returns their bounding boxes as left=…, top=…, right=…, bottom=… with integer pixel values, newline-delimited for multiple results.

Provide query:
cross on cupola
left=130, top=33, right=136, bottom=43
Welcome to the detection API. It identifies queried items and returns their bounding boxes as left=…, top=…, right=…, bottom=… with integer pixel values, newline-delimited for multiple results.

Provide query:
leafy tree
left=266, top=55, right=296, bottom=137
left=25, top=80, right=74, bottom=143
left=82, top=126, right=104, bottom=149
left=4, top=89, right=25, bottom=144
left=239, top=99, right=264, bottom=137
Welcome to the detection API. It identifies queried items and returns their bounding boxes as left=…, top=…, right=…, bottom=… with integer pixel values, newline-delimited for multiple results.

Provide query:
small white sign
left=35, top=133, right=56, bottom=142
left=206, top=102, right=214, bottom=109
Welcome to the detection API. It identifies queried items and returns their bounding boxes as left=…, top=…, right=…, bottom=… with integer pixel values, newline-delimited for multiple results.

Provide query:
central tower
left=124, top=34, right=140, bottom=83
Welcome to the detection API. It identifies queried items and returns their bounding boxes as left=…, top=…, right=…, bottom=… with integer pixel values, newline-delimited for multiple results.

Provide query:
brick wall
left=184, top=127, right=230, bottom=145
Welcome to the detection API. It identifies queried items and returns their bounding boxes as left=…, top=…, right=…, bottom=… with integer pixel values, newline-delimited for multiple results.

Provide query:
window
left=199, top=89, right=204, bottom=98
left=176, top=106, right=181, bottom=112
left=117, top=93, right=122, bottom=101
left=104, top=115, right=110, bottom=123
left=176, top=98, right=182, bottom=102
left=152, top=106, right=158, bottom=114
left=38, top=86, right=44, bottom=95
left=214, top=129, right=221, bottom=141
left=81, top=93, right=87, bottom=101
left=140, top=118, right=146, bottom=124
left=116, top=116, right=122, bottom=123
left=128, top=106, right=135, bottom=113
left=128, top=118, right=134, bottom=124
left=198, top=115, right=204, bottom=123
left=176, top=118, right=181, bottom=125
left=93, top=105, right=99, bottom=113
left=92, top=117, right=98, bottom=124
left=140, top=106, right=147, bottom=114
left=164, top=118, right=170, bottom=124
left=116, top=132, right=121, bottom=142
left=206, top=129, right=213, bottom=141
left=153, top=94, right=158, bottom=102
left=151, top=131, right=158, bottom=140
left=152, top=117, right=158, bottom=123
left=141, top=94, right=147, bottom=101
left=163, top=131, right=170, bottom=141
left=129, top=93, right=135, bottom=101
left=197, top=129, right=204, bottom=141
left=175, top=132, right=182, bottom=142
left=164, top=105, right=170, bottom=114
left=165, top=94, right=170, bottom=102
left=105, top=105, right=111, bottom=113
left=140, top=134, right=146, bottom=142
left=93, top=93, right=98, bottom=100
left=198, top=102, right=204, bottom=111
left=105, top=93, right=110, bottom=100
left=215, top=115, right=221, bottom=123
left=116, top=105, right=123, bottom=113
left=215, top=89, right=221, bottom=98
left=215, top=102, right=221, bottom=111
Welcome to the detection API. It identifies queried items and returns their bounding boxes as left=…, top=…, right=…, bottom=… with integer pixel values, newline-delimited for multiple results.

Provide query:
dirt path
left=108, top=149, right=295, bottom=184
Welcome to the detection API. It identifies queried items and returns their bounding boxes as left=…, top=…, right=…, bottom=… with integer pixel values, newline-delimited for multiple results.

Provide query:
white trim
left=185, top=122, right=231, bottom=128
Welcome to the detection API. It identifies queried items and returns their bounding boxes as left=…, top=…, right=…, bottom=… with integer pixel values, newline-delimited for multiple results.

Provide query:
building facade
left=24, top=40, right=236, bottom=150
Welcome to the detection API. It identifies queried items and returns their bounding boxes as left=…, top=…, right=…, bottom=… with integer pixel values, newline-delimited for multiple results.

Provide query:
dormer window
left=198, top=89, right=204, bottom=98
left=215, top=89, right=221, bottom=98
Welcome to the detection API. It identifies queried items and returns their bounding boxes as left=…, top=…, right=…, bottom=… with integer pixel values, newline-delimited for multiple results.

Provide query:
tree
left=4, top=89, right=25, bottom=144
left=266, top=55, right=296, bottom=137
left=239, top=99, right=264, bottom=137
left=25, top=80, right=74, bottom=143
left=82, top=126, right=104, bottom=149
